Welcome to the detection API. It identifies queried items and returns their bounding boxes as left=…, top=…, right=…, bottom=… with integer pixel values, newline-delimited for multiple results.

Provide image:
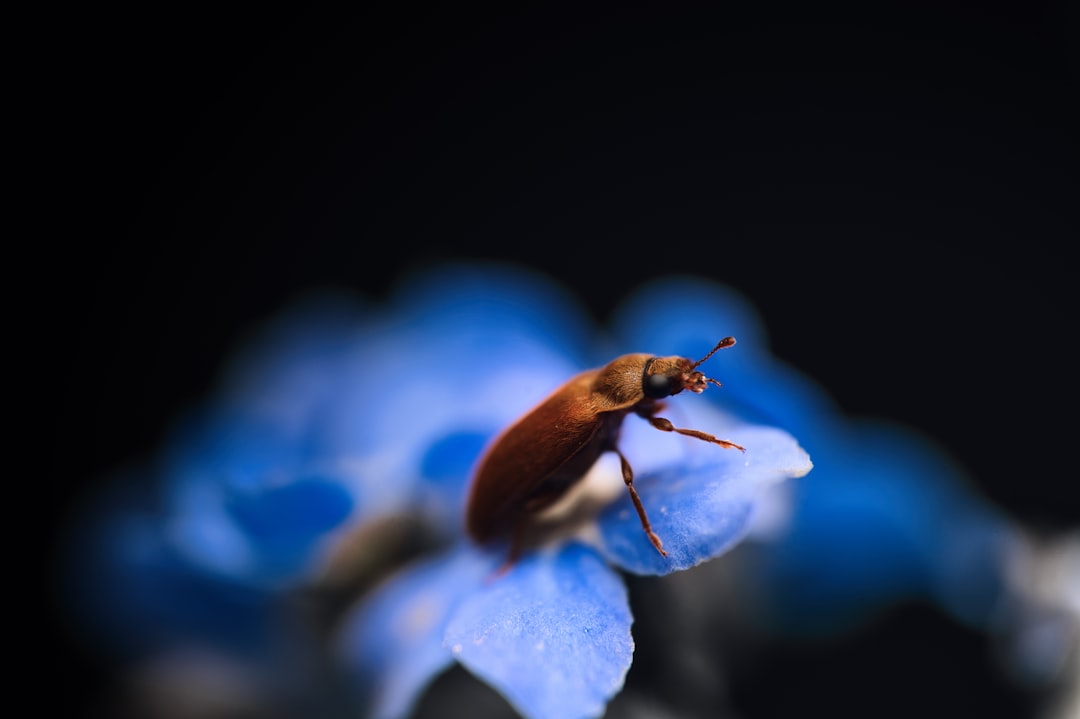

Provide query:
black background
left=44, top=3, right=1077, bottom=717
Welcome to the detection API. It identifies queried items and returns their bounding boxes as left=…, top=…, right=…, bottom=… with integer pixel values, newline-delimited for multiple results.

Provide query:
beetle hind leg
left=488, top=521, right=529, bottom=579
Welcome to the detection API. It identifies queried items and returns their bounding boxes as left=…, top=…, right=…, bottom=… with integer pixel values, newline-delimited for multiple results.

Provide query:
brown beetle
left=465, top=337, right=744, bottom=565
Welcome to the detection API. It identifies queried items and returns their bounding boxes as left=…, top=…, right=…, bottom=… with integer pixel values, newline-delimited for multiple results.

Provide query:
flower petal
left=337, top=543, right=499, bottom=719
left=596, top=424, right=812, bottom=575
left=444, top=542, right=634, bottom=719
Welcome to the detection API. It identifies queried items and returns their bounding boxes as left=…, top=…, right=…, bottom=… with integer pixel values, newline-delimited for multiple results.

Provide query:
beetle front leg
left=639, top=409, right=746, bottom=451
left=612, top=446, right=668, bottom=557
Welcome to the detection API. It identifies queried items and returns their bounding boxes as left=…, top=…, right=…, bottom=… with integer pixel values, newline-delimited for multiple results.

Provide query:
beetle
left=465, top=336, right=744, bottom=566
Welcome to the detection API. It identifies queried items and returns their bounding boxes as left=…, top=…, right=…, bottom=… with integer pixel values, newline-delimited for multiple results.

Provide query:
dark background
left=46, top=3, right=1077, bottom=717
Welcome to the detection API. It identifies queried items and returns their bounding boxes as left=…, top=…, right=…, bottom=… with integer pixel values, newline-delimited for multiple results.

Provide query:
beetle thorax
left=590, top=353, right=654, bottom=408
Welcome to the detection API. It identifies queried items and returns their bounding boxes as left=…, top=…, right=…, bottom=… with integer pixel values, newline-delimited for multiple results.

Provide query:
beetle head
left=642, top=337, right=735, bottom=399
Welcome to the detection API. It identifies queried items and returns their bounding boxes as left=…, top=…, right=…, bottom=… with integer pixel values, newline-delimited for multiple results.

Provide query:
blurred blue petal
left=444, top=542, right=634, bottom=719
left=222, top=473, right=354, bottom=579
left=153, top=294, right=376, bottom=585
left=608, top=275, right=772, bottom=361
left=225, top=475, right=353, bottom=541
left=748, top=420, right=1014, bottom=634
left=161, top=414, right=363, bottom=586
left=597, top=425, right=812, bottom=575
left=316, top=262, right=593, bottom=456
left=415, top=429, right=492, bottom=526
left=338, top=543, right=500, bottom=719
left=59, top=475, right=277, bottom=661
left=150, top=263, right=600, bottom=587
left=213, top=290, right=368, bottom=438
left=310, top=263, right=594, bottom=531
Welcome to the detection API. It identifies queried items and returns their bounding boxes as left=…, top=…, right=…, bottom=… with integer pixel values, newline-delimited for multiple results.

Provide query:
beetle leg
left=491, top=520, right=529, bottom=577
left=613, top=446, right=668, bottom=557
left=642, top=413, right=745, bottom=451
left=511, top=518, right=530, bottom=561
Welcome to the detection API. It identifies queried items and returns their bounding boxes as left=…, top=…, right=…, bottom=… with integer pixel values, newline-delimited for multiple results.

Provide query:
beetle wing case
left=466, top=370, right=618, bottom=542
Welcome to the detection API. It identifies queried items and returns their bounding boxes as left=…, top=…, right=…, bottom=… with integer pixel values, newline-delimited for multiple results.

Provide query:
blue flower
left=60, top=262, right=812, bottom=718
left=70, top=262, right=1075, bottom=718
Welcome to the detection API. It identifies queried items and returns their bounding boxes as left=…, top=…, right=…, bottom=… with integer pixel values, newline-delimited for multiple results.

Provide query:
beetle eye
left=643, top=372, right=673, bottom=399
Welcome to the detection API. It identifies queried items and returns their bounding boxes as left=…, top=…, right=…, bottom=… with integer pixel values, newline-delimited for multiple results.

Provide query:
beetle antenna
left=690, top=336, right=736, bottom=369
